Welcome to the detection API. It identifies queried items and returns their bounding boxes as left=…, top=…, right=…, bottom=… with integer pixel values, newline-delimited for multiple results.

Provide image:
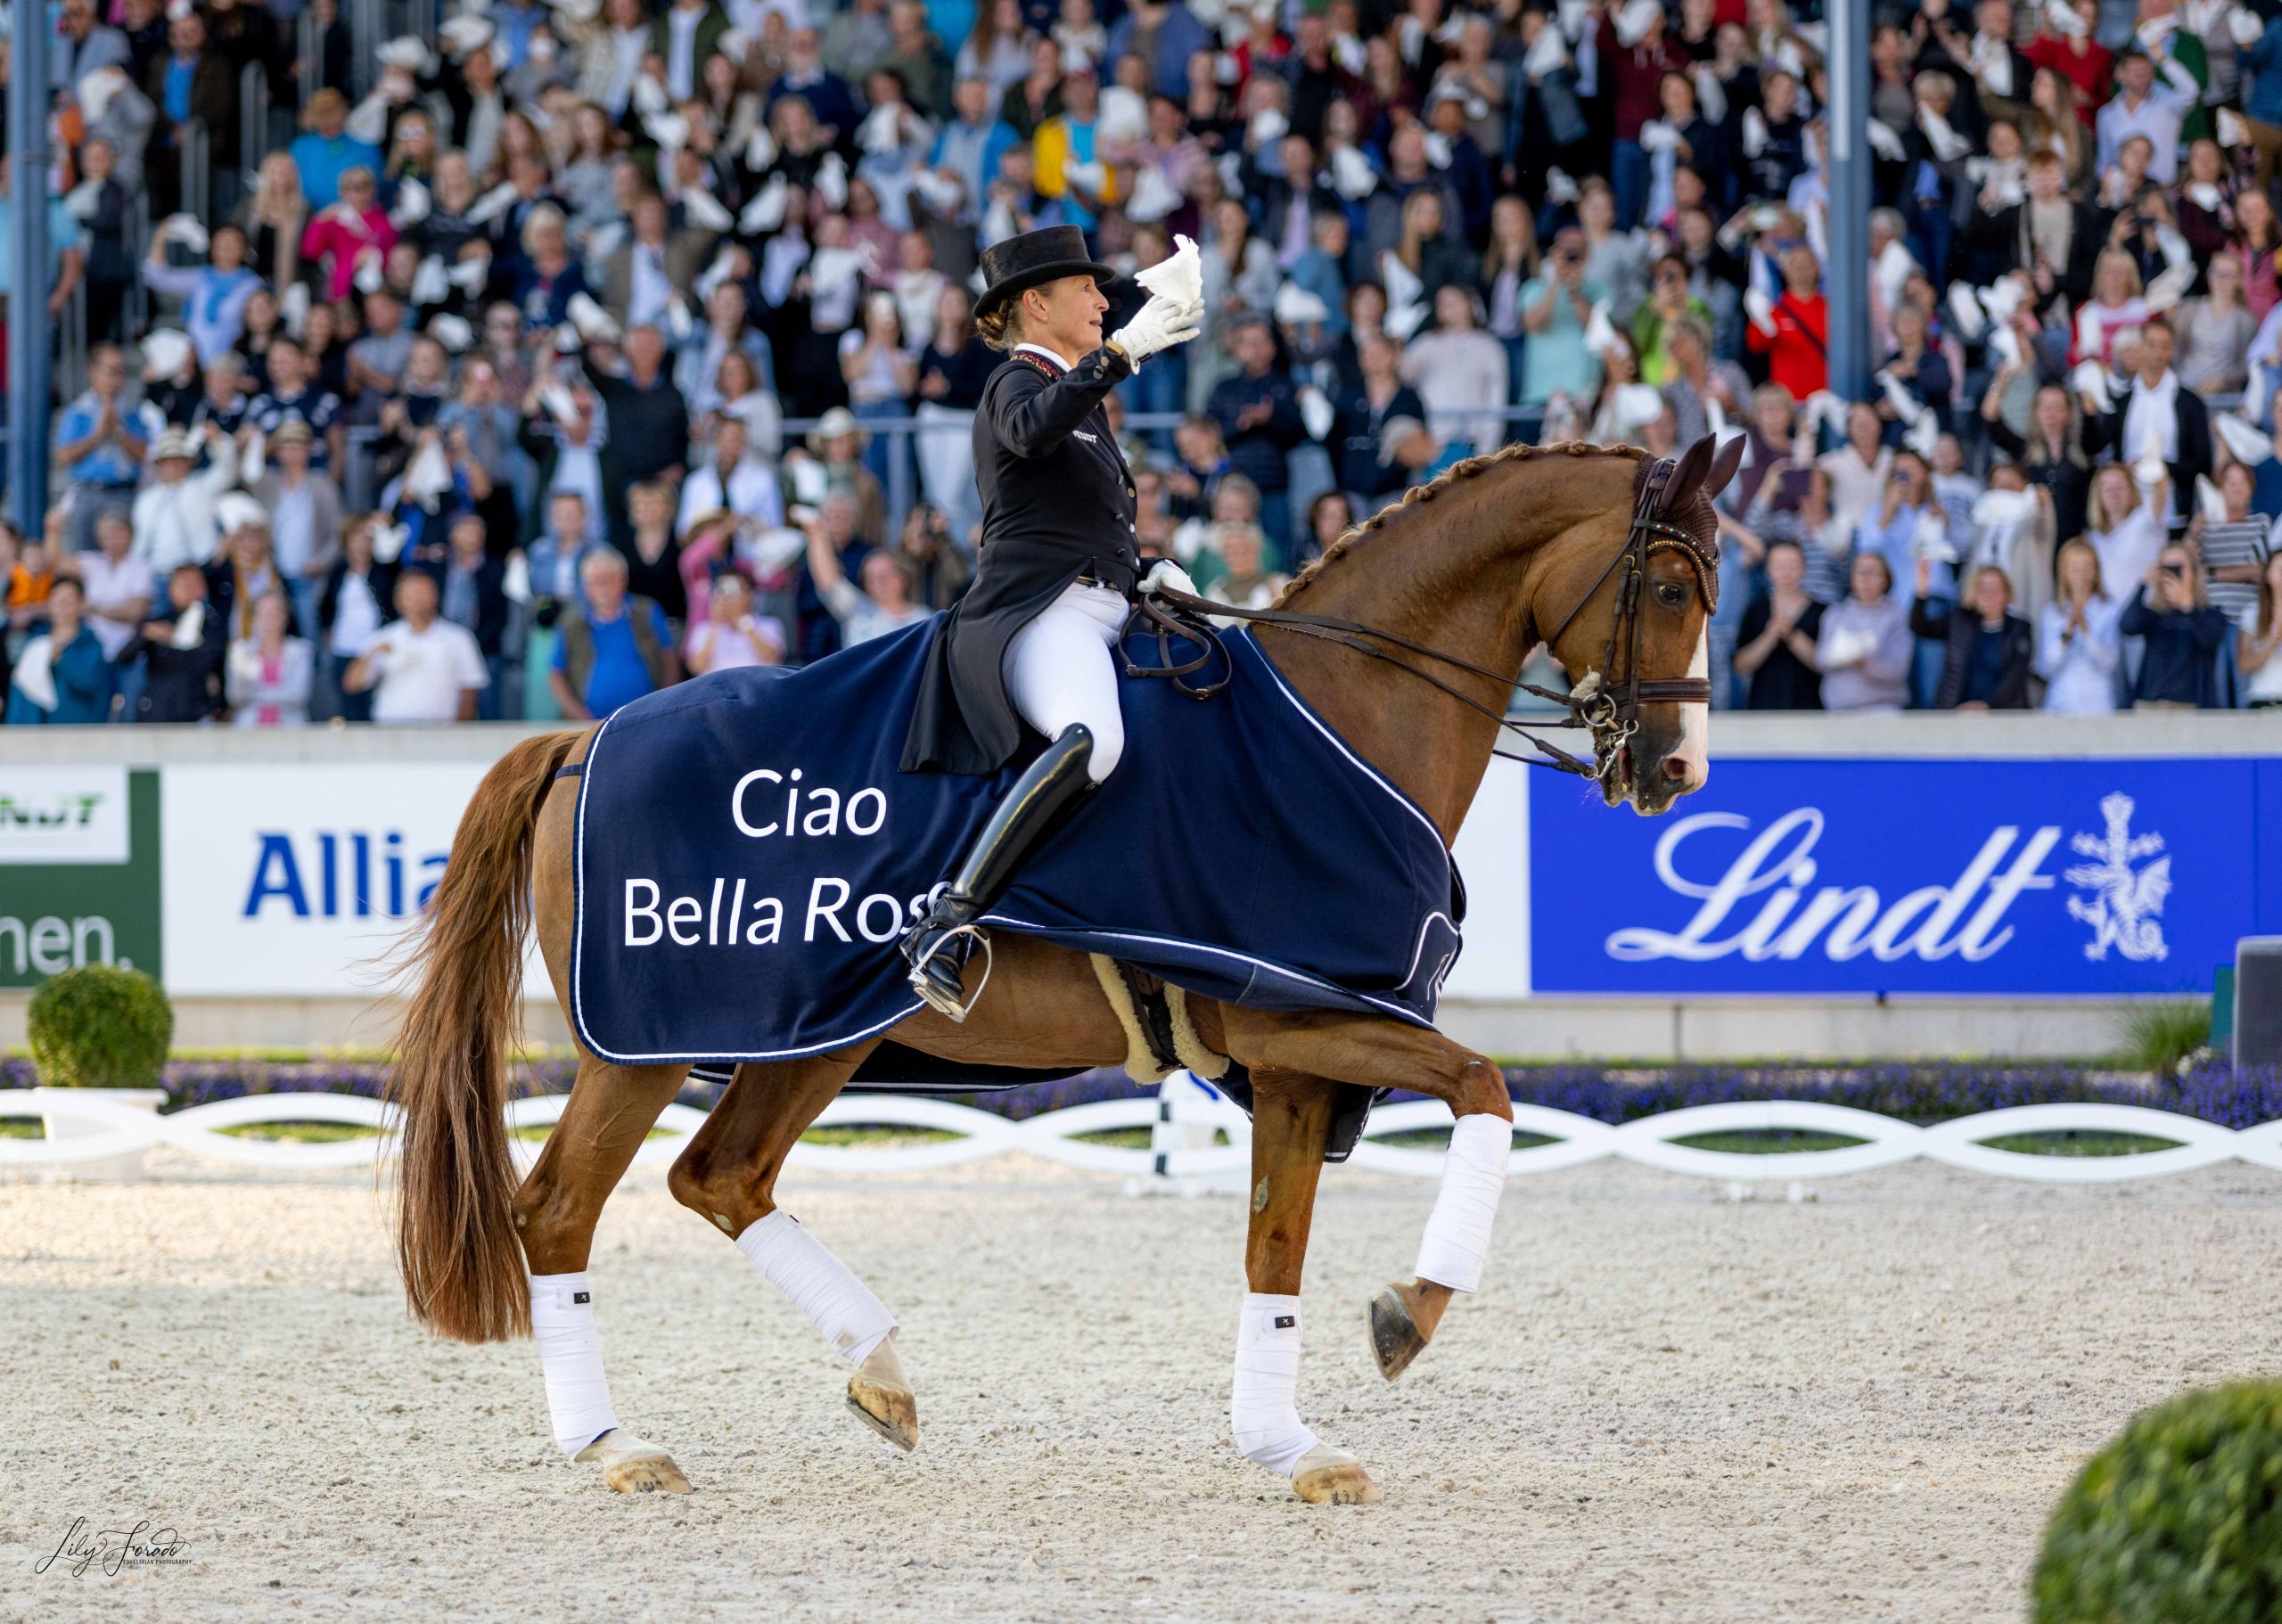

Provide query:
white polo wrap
left=735, top=1210, right=898, bottom=1365
left=529, top=1271, right=621, bottom=1457
left=1412, top=1112, right=1513, bottom=1293
left=1230, top=1292, right=1320, bottom=1476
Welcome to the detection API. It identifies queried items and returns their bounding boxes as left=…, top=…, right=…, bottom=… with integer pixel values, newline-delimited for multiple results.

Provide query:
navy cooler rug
left=570, top=618, right=1462, bottom=1063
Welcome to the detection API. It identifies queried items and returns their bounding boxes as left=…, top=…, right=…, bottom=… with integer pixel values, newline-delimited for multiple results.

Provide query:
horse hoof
left=846, top=1379, right=919, bottom=1452
left=576, top=1431, right=693, bottom=1495
left=1368, top=1284, right=1427, bottom=1382
left=846, top=1337, right=918, bottom=1451
left=1292, top=1446, right=1381, bottom=1505
left=603, top=1455, right=693, bottom=1495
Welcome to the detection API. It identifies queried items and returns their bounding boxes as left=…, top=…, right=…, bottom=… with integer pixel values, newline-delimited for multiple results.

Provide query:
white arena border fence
left=7, top=1079, right=2282, bottom=1185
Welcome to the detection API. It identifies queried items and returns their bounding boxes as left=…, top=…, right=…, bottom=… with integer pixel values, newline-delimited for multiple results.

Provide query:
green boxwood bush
left=26, top=965, right=173, bottom=1090
left=2034, top=1381, right=2282, bottom=1623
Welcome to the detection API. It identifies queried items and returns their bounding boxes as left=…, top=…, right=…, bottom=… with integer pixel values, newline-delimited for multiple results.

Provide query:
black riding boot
left=901, top=725, right=1099, bottom=1021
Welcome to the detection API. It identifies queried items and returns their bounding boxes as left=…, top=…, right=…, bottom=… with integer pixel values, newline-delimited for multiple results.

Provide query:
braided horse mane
left=1274, top=440, right=1656, bottom=609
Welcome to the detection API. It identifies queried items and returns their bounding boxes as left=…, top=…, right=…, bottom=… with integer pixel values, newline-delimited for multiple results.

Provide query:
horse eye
left=1655, top=580, right=1688, bottom=610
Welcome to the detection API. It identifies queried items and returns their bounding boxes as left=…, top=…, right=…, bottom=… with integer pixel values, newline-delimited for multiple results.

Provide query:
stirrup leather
left=907, top=923, right=994, bottom=1022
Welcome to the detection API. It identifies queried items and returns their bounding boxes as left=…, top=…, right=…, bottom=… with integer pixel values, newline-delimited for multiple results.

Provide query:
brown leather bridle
left=1124, top=454, right=1719, bottom=791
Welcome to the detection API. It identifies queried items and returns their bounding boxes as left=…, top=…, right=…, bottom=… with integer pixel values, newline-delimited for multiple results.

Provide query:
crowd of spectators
left=6, top=0, right=2282, bottom=730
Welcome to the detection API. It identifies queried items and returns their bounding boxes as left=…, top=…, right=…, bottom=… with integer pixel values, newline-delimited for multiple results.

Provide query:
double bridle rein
left=1124, top=455, right=1719, bottom=791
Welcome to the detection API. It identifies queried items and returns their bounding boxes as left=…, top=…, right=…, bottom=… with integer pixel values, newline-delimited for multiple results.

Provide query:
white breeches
left=1001, top=582, right=1128, bottom=783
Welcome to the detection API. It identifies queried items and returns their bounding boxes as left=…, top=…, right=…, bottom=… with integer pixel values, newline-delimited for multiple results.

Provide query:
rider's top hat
left=974, top=226, right=1117, bottom=322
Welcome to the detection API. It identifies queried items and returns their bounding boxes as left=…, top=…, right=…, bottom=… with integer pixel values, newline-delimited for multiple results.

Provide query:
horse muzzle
left=1610, top=727, right=1708, bottom=816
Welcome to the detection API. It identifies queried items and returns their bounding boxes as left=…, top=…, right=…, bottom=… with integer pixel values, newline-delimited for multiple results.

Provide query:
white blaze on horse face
left=1671, top=623, right=1711, bottom=793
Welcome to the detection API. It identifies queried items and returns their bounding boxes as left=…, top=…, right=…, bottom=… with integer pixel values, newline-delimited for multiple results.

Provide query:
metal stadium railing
left=178, top=119, right=211, bottom=231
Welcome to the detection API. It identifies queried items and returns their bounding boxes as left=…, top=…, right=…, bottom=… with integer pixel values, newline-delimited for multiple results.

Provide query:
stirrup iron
left=907, top=923, right=993, bottom=1022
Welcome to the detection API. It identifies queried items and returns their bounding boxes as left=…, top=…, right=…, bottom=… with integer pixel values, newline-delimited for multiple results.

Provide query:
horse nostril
left=1661, top=754, right=1692, bottom=783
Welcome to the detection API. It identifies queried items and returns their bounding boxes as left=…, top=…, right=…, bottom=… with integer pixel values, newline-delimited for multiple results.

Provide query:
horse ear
left=1657, top=434, right=1718, bottom=515
left=1703, top=433, right=1748, bottom=502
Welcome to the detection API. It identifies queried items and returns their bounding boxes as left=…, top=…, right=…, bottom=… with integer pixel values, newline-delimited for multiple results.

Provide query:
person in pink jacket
left=298, top=167, right=398, bottom=301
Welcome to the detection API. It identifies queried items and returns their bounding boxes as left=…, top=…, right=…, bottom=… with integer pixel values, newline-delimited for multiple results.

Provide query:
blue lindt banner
left=1527, top=759, right=2282, bottom=996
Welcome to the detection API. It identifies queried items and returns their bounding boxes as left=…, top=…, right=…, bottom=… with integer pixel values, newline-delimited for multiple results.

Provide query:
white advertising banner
left=146, top=751, right=1539, bottom=1005
left=1441, top=755, right=1531, bottom=1000
left=0, top=766, right=130, bottom=865
left=160, top=762, right=526, bottom=997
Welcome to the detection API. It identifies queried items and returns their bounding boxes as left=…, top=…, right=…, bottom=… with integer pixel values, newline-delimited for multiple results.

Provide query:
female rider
left=898, top=225, right=1203, bottom=1020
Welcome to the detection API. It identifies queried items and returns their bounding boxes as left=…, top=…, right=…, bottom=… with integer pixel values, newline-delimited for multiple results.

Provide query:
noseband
left=1126, top=454, right=1718, bottom=791
left=1529, top=455, right=1720, bottom=783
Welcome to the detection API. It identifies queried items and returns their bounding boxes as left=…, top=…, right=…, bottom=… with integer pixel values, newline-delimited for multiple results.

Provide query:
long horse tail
left=387, top=727, right=586, bottom=1344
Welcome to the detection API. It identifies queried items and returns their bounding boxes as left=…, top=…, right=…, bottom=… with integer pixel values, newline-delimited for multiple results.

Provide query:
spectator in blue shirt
left=548, top=549, right=679, bottom=721
left=145, top=7, right=241, bottom=180
left=931, top=76, right=1019, bottom=225
left=766, top=29, right=862, bottom=135
left=140, top=221, right=264, bottom=366
left=5, top=577, right=116, bottom=725
left=1205, top=321, right=1307, bottom=564
left=288, top=89, right=382, bottom=209
left=1517, top=228, right=1607, bottom=409
left=1854, top=452, right=1950, bottom=610
left=1104, top=0, right=1211, bottom=99
left=55, top=345, right=164, bottom=553
left=1285, top=212, right=1353, bottom=338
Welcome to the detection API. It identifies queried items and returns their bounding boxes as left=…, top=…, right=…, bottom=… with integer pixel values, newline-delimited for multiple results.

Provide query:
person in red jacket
left=1746, top=242, right=1830, bottom=400
left=2026, top=0, right=2114, bottom=119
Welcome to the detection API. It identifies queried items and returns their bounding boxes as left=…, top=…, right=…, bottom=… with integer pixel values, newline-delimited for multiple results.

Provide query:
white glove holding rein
left=1140, top=560, right=1198, bottom=600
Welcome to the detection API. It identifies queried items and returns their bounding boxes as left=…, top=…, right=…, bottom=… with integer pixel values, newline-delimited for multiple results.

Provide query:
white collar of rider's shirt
left=1015, top=342, right=1075, bottom=372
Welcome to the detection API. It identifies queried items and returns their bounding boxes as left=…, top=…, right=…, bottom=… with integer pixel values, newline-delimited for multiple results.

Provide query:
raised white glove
left=1111, top=292, right=1203, bottom=368
left=1141, top=559, right=1198, bottom=599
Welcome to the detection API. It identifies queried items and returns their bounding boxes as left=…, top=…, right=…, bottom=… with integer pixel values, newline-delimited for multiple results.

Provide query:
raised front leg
left=666, top=1045, right=917, bottom=1452
left=1219, top=1009, right=1514, bottom=1383
left=1236, top=1072, right=1381, bottom=1505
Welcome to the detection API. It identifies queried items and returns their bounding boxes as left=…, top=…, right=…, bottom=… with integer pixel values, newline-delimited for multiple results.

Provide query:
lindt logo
left=1602, top=807, right=2063, bottom=964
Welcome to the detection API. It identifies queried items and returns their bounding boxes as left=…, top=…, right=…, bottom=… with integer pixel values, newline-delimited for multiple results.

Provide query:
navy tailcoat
left=899, top=343, right=1143, bottom=775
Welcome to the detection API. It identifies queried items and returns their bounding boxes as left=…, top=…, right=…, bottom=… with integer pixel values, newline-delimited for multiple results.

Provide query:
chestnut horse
left=386, top=436, right=1738, bottom=1505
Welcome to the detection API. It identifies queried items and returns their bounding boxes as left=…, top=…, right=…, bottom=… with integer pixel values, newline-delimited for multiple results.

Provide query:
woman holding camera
left=2121, top=543, right=2230, bottom=709
left=891, top=502, right=974, bottom=611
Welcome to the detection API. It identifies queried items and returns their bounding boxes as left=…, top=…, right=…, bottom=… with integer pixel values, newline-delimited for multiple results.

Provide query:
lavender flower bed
left=1506, top=1062, right=2281, bottom=1131
left=8, top=1056, right=2279, bottom=1130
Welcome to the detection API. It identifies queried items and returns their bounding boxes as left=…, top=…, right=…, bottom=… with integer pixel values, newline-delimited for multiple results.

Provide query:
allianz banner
left=160, top=763, right=543, bottom=997
left=1528, top=758, right=2282, bottom=995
